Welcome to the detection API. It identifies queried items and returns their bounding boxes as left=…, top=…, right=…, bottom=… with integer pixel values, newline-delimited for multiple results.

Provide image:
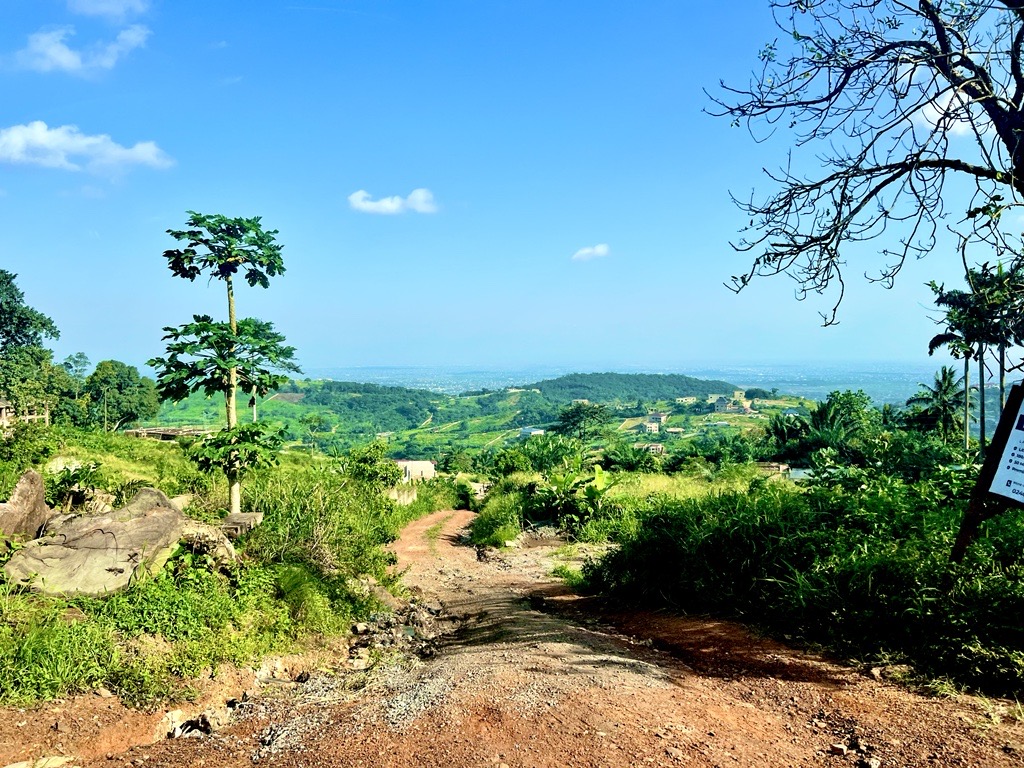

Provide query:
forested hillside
left=152, top=371, right=741, bottom=457
left=523, top=372, right=736, bottom=403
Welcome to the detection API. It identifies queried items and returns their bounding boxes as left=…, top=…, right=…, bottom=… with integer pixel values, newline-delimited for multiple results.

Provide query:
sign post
left=953, top=383, right=1024, bottom=561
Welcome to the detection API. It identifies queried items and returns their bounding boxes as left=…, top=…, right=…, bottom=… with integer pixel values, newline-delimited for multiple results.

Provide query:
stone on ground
left=3, top=488, right=234, bottom=597
left=0, top=470, right=53, bottom=542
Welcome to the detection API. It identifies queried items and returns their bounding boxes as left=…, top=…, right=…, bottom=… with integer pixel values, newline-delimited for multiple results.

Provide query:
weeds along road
left=14, top=508, right=1024, bottom=767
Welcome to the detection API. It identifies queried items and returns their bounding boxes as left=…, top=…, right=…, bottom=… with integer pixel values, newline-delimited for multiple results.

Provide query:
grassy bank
left=583, top=466, right=1024, bottom=696
left=0, top=431, right=459, bottom=706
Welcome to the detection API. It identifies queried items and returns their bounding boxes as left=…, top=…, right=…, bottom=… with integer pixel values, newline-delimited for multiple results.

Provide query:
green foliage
left=0, top=270, right=59, bottom=350
left=242, top=465, right=401, bottom=590
left=401, top=477, right=463, bottom=519
left=905, top=366, right=970, bottom=444
left=490, top=446, right=532, bottom=477
left=518, top=434, right=583, bottom=473
left=341, top=441, right=402, bottom=490
left=584, top=467, right=1024, bottom=695
left=524, top=372, right=738, bottom=403
left=187, top=423, right=285, bottom=483
left=148, top=316, right=298, bottom=405
left=667, top=431, right=766, bottom=468
left=45, top=461, right=101, bottom=510
left=0, top=612, right=115, bottom=703
left=553, top=402, right=609, bottom=442
left=470, top=489, right=526, bottom=547
left=0, top=345, right=74, bottom=416
left=84, top=360, right=159, bottom=431
left=0, top=421, right=55, bottom=471
left=164, top=211, right=285, bottom=288
left=602, top=442, right=661, bottom=473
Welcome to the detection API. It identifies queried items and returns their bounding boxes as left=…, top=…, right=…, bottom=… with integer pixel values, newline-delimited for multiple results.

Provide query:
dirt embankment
left=5, top=508, right=1024, bottom=767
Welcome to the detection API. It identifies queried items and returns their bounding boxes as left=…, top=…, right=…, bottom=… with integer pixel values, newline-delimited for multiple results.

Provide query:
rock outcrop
left=4, top=487, right=235, bottom=597
left=0, top=470, right=53, bottom=541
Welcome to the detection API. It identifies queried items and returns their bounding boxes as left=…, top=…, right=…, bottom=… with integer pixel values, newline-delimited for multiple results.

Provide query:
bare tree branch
left=710, top=0, right=1024, bottom=322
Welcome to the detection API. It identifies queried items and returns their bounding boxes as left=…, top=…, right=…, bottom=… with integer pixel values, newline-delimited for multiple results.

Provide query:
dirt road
left=6, top=508, right=1024, bottom=767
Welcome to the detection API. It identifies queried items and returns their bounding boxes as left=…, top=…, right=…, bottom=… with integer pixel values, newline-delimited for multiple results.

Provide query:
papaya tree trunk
left=226, top=275, right=241, bottom=517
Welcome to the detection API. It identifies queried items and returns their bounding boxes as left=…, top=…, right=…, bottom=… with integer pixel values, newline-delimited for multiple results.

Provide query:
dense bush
left=584, top=468, right=1024, bottom=695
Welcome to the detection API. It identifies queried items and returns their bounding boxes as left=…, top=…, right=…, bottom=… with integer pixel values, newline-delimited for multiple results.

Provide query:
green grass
left=424, top=513, right=453, bottom=554
left=0, top=437, right=457, bottom=707
left=584, top=469, right=1024, bottom=697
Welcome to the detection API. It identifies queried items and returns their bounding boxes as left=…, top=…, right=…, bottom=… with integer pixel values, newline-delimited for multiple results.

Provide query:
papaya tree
left=149, top=212, right=294, bottom=516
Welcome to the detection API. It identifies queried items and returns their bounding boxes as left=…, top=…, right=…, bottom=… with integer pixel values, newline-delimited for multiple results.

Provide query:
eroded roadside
left=5, top=508, right=1024, bottom=767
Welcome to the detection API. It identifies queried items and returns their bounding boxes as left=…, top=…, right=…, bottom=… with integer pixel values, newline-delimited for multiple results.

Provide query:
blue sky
left=1, top=0, right=971, bottom=373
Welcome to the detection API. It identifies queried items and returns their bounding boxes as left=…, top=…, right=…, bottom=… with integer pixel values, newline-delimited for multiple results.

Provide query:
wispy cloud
left=0, top=121, right=173, bottom=174
left=67, top=0, right=148, bottom=19
left=15, top=25, right=150, bottom=74
left=571, top=243, right=610, bottom=261
left=348, top=188, right=439, bottom=214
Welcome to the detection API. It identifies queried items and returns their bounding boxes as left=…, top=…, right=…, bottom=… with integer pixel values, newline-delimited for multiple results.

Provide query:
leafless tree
left=709, top=0, right=1024, bottom=323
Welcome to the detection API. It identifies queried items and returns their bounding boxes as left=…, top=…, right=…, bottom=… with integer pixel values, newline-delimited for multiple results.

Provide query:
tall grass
left=0, top=449, right=457, bottom=706
left=585, top=471, right=1024, bottom=695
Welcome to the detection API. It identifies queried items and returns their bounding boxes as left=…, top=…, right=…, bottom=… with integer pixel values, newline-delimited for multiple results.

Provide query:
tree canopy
left=84, top=360, right=160, bottom=431
left=0, top=270, right=58, bottom=352
left=712, top=1, right=1024, bottom=322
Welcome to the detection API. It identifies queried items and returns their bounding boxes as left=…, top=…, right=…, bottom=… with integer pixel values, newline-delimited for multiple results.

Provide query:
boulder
left=181, top=519, right=236, bottom=565
left=3, top=487, right=233, bottom=597
left=0, top=470, right=53, bottom=541
left=221, top=511, right=263, bottom=539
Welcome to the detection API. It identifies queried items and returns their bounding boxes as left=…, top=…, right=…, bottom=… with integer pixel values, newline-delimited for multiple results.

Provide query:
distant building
left=0, top=396, right=49, bottom=430
left=665, top=427, right=685, bottom=434
left=732, top=390, right=746, bottom=401
left=633, top=442, right=666, bottom=455
left=520, top=427, right=545, bottom=437
left=649, top=412, right=669, bottom=424
left=638, top=422, right=659, bottom=433
left=394, top=460, right=436, bottom=482
left=675, top=396, right=698, bottom=405
left=713, top=397, right=731, bottom=413
left=0, top=398, right=16, bottom=430
left=755, top=461, right=791, bottom=477
left=571, top=398, right=590, bottom=405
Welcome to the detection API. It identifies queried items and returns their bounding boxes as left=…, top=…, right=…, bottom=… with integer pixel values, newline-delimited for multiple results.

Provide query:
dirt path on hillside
left=7, top=508, right=1024, bottom=767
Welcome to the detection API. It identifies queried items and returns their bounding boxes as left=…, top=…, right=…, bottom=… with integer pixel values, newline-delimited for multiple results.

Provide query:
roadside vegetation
left=0, top=424, right=458, bottom=706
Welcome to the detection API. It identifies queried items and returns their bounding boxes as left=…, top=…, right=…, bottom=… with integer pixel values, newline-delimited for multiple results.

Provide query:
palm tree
left=927, top=325, right=973, bottom=452
left=968, top=262, right=1024, bottom=414
left=906, top=366, right=968, bottom=445
left=928, top=278, right=988, bottom=450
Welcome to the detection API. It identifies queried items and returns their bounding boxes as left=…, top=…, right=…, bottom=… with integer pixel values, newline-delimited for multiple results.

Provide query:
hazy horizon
left=3, top=2, right=972, bottom=376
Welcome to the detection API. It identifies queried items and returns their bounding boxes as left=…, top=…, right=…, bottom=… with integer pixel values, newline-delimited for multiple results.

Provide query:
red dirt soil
left=4, top=508, right=1024, bottom=767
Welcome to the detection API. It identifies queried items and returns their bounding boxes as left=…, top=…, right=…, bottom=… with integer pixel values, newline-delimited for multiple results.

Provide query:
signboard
left=976, top=383, right=1024, bottom=507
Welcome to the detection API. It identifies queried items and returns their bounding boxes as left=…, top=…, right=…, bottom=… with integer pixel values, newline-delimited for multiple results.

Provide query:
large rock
left=3, top=488, right=234, bottom=597
left=0, top=470, right=53, bottom=541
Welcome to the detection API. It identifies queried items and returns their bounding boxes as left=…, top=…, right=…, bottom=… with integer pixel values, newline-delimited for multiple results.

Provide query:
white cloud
left=67, top=0, right=148, bottom=19
left=348, top=188, right=438, bottom=214
left=917, top=90, right=973, bottom=137
left=0, top=121, right=173, bottom=174
left=15, top=25, right=150, bottom=74
left=571, top=243, right=610, bottom=261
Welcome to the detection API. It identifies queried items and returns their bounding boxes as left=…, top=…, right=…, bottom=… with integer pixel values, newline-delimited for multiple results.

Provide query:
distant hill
left=521, top=372, right=738, bottom=404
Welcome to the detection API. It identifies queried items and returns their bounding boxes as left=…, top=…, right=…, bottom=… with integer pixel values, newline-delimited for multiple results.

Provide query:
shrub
left=584, top=470, right=1024, bottom=696
left=470, top=491, right=525, bottom=546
